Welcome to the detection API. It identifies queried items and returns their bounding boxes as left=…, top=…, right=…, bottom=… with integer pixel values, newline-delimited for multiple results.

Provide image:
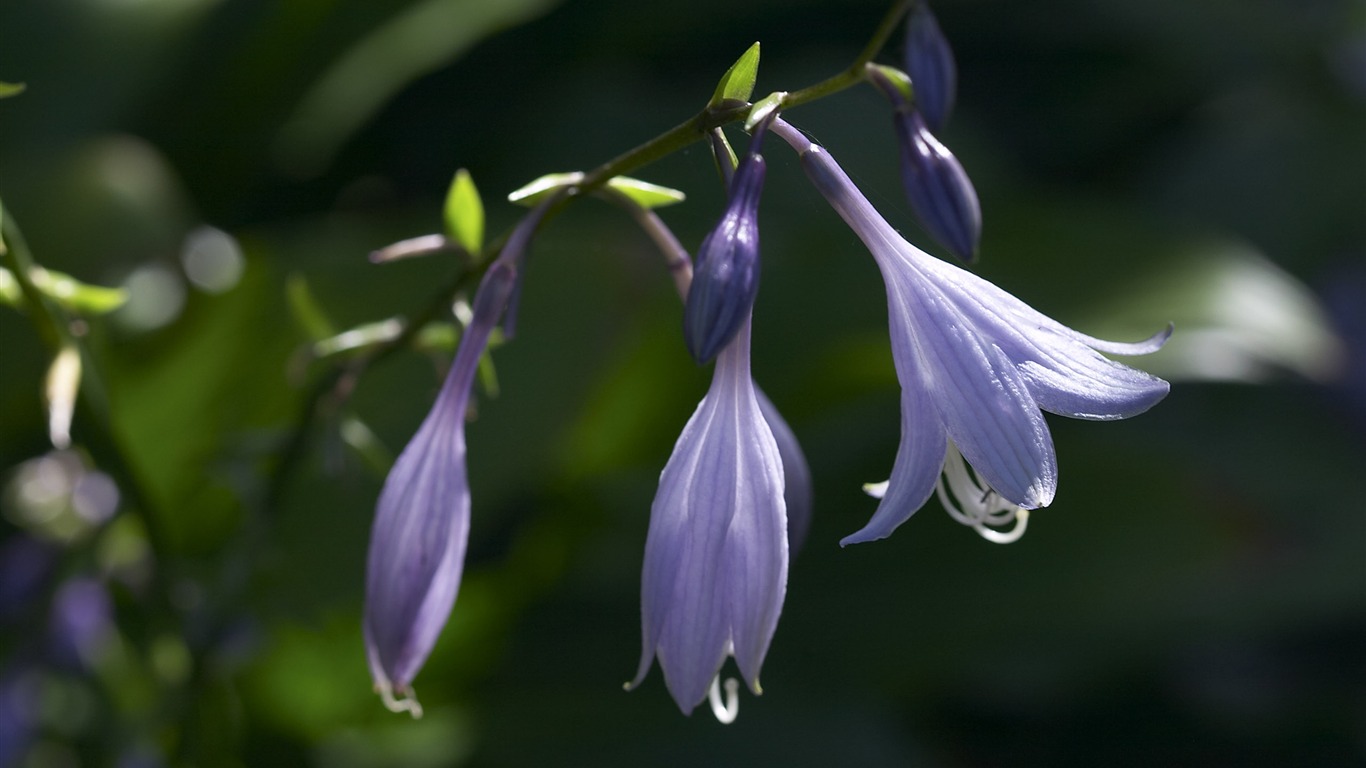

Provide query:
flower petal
left=896, top=259, right=1057, bottom=509
left=635, top=321, right=787, bottom=712
left=912, top=258, right=1171, bottom=419
left=755, top=387, right=811, bottom=554
left=841, top=293, right=947, bottom=544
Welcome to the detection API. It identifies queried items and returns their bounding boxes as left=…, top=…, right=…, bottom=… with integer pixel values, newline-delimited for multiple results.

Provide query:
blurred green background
left=1, top=0, right=1363, bottom=765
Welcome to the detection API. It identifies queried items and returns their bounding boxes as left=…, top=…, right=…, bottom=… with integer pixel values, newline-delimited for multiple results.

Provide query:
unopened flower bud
left=895, top=109, right=981, bottom=262
left=904, top=1, right=957, bottom=132
left=684, top=135, right=768, bottom=364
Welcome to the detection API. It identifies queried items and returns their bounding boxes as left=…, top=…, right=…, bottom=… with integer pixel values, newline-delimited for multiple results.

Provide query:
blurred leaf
left=0, top=81, right=24, bottom=99
left=507, top=172, right=583, bottom=207
left=604, top=176, right=686, bottom=209
left=312, top=319, right=459, bottom=360
left=0, top=267, right=17, bottom=306
left=708, top=42, right=760, bottom=108
left=29, top=267, right=128, bottom=314
left=275, top=0, right=562, bottom=177
left=286, top=273, right=337, bottom=341
left=340, top=416, right=393, bottom=475
left=312, top=318, right=403, bottom=359
left=442, top=169, right=484, bottom=256
left=1084, top=241, right=1343, bottom=384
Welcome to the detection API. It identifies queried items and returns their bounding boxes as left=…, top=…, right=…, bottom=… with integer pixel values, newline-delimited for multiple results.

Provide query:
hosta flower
left=630, top=318, right=787, bottom=720
left=364, top=199, right=551, bottom=716
left=771, top=119, right=1170, bottom=545
left=684, top=124, right=769, bottom=363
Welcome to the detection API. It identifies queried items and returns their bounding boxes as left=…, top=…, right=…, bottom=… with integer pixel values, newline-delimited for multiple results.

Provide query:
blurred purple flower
left=903, top=0, right=957, bottom=132
left=684, top=128, right=768, bottom=363
left=0, top=535, right=57, bottom=622
left=48, top=578, right=113, bottom=670
left=364, top=200, right=552, bottom=716
left=774, top=119, right=1170, bottom=544
left=630, top=318, right=787, bottom=720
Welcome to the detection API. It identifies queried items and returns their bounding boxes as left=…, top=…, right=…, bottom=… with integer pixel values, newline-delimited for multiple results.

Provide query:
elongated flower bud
left=904, top=1, right=957, bottom=132
left=895, top=109, right=981, bottom=262
left=684, top=136, right=767, bottom=364
left=363, top=195, right=554, bottom=716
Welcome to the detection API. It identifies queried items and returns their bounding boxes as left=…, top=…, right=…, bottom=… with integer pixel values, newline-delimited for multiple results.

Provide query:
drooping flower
left=630, top=318, right=788, bottom=720
left=684, top=126, right=768, bottom=363
left=771, top=119, right=1170, bottom=545
left=364, top=198, right=552, bottom=716
left=903, top=0, right=957, bottom=133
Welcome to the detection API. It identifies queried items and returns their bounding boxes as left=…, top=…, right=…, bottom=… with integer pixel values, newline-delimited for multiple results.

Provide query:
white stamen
left=707, top=675, right=740, bottom=724
left=377, top=681, right=424, bottom=719
left=936, top=444, right=1032, bottom=544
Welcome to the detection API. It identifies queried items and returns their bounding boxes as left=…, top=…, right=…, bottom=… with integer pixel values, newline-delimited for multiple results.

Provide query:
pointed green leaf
left=443, top=169, right=484, bottom=256
left=745, top=91, right=787, bottom=131
left=605, top=176, right=686, bottom=209
left=31, top=268, right=128, bottom=314
left=507, top=172, right=584, bottom=207
left=0, top=82, right=25, bottom=99
left=708, top=43, right=760, bottom=108
left=285, top=273, right=336, bottom=341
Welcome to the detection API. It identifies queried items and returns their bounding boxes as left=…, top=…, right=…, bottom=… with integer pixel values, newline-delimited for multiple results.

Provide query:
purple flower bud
left=684, top=144, right=767, bottom=364
left=896, top=109, right=981, bottom=262
left=904, top=1, right=957, bottom=132
left=364, top=233, right=531, bottom=714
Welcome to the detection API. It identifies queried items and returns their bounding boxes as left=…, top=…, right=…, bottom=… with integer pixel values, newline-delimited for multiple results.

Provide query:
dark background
left=1, top=0, right=1363, bottom=765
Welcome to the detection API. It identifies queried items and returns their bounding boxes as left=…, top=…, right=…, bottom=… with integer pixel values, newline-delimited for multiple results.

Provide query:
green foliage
left=0, top=80, right=24, bottom=98
left=443, top=169, right=484, bottom=257
left=708, top=42, right=760, bottom=108
left=603, top=177, right=686, bottom=209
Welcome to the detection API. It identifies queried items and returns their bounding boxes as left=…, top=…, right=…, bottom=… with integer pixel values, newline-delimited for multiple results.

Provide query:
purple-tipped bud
left=904, top=1, right=957, bottom=132
left=896, top=109, right=981, bottom=262
left=684, top=149, right=766, bottom=364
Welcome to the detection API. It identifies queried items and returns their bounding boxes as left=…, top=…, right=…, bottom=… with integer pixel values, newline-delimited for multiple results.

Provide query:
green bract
left=443, top=169, right=484, bottom=257
left=708, top=42, right=760, bottom=108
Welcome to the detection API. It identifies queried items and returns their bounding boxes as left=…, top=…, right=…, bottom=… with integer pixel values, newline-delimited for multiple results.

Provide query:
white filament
left=936, top=445, right=1031, bottom=544
left=377, top=681, right=424, bottom=719
left=708, top=675, right=740, bottom=724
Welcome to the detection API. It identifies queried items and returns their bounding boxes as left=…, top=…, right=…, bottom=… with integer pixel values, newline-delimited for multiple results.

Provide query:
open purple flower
left=364, top=198, right=553, bottom=716
left=772, top=119, right=1170, bottom=545
left=630, top=318, right=787, bottom=720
